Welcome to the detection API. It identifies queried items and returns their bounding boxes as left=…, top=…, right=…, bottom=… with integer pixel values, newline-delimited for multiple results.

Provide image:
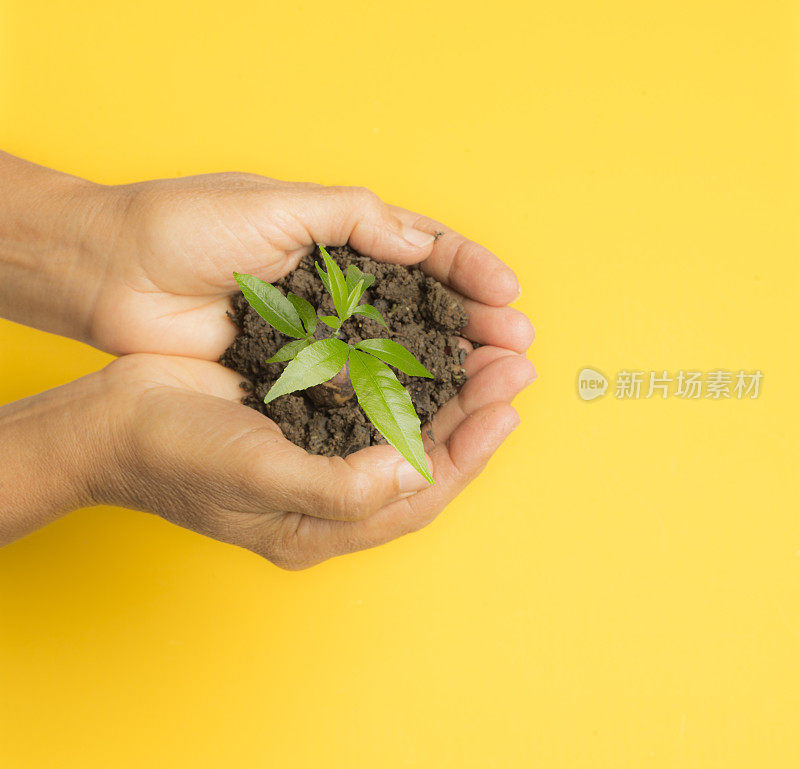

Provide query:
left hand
left=0, top=349, right=533, bottom=566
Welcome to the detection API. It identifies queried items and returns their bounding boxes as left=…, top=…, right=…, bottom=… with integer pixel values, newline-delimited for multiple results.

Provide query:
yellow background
left=1, top=1, right=798, bottom=766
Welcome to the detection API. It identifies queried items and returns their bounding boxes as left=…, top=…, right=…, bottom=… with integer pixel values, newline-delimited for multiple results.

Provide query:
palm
left=106, top=354, right=292, bottom=534
left=108, top=345, right=532, bottom=568
left=93, top=175, right=311, bottom=358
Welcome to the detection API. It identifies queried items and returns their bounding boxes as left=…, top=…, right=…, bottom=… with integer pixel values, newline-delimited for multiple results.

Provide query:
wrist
left=0, top=153, right=120, bottom=344
left=0, top=370, right=119, bottom=545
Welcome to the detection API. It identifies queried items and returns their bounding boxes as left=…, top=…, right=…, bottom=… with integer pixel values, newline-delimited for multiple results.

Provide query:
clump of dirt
left=220, top=245, right=469, bottom=457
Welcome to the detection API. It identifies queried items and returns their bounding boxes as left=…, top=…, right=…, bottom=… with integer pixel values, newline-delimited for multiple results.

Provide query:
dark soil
left=220, top=245, right=469, bottom=457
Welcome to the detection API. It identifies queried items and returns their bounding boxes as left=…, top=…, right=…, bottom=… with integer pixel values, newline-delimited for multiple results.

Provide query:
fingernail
left=401, top=225, right=435, bottom=249
left=396, top=457, right=431, bottom=494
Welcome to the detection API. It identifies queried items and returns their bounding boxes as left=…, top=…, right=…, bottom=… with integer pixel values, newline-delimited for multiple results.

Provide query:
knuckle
left=308, top=458, right=377, bottom=520
left=447, top=238, right=472, bottom=285
left=334, top=473, right=376, bottom=520
left=347, top=185, right=382, bottom=211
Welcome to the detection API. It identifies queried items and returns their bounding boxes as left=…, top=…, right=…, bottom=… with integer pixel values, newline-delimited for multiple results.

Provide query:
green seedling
left=233, top=245, right=434, bottom=483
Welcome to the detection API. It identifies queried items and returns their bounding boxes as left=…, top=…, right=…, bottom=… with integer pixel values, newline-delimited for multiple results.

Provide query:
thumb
left=254, top=442, right=432, bottom=522
left=283, top=184, right=436, bottom=264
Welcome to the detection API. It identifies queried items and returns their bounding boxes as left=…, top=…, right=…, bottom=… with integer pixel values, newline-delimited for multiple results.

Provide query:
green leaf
left=265, top=338, right=310, bottom=364
left=352, top=304, right=389, bottom=330
left=360, top=273, right=375, bottom=290
left=318, top=245, right=348, bottom=318
left=348, top=349, right=433, bottom=484
left=264, top=339, right=351, bottom=405
left=344, top=278, right=365, bottom=318
left=345, top=265, right=375, bottom=293
left=355, top=339, right=433, bottom=378
left=287, top=293, right=317, bottom=335
left=315, top=262, right=333, bottom=297
left=233, top=272, right=306, bottom=339
left=320, top=315, right=341, bottom=330
left=345, top=264, right=362, bottom=292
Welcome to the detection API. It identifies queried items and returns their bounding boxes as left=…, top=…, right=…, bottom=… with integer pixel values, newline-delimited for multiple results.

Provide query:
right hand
left=0, top=154, right=533, bottom=360
left=85, top=172, right=534, bottom=359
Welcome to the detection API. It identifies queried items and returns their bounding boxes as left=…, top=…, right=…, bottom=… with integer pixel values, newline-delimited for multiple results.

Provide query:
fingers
left=168, top=357, right=249, bottom=401
left=294, top=191, right=534, bottom=352
left=103, top=353, right=247, bottom=401
left=462, top=344, right=517, bottom=378
left=249, top=441, right=432, bottom=523
left=279, top=185, right=436, bottom=265
left=297, top=403, right=519, bottom=564
left=104, top=294, right=242, bottom=360
left=122, top=354, right=435, bottom=524
left=458, top=294, right=536, bottom=352
left=388, top=205, right=521, bottom=306
left=242, top=346, right=533, bottom=567
left=425, top=351, right=535, bottom=447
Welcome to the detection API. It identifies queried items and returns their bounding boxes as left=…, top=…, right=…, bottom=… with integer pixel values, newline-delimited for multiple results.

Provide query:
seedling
left=233, top=246, right=434, bottom=483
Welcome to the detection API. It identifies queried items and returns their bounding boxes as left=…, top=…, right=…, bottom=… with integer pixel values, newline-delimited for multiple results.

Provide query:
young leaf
left=264, top=339, right=351, bottom=405
left=320, top=315, right=341, bottom=330
left=345, top=265, right=376, bottom=293
left=344, top=278, right=365, bottom=318
left=318, top=245, right=348, bottom=318
left=265, top=338, right=310, bottom=364
left=352, top=304, right=389, bottom=330
left=345, top=264, right=362, bottom=292
left=360, top=272, right=376, bottom=290
left=355, top=339, right=433, bottom=378
left=348, top=349, right=433, bottom=484
left=287, top=292, right=317, bottom=335
left=233, top=272, right=306, bottom=339
left=315, top=262, right=333, bottom=297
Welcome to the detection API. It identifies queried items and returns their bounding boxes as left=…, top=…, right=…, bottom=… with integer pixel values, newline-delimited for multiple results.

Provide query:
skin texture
left=0, top=152, right=536, bottom=568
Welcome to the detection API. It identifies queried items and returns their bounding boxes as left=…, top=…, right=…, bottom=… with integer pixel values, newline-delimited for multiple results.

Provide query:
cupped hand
left=88, top=174, right=534, bottom=358
left=93, top=348, right=534, bottom=569
left=0, top=155, right=537, bottom=559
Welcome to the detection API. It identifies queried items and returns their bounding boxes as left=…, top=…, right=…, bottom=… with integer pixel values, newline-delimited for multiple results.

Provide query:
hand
left=85, top=173, right=535, bottom=358
left=0, top=350, right=534, bottom=567
left=0, top=154, right=536, bottom=563
left=2, top=154, right=533, bottom=360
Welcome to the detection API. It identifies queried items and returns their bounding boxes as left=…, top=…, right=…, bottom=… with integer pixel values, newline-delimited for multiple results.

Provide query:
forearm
left=0, top=152, right=116, bottom=343
left=0, top=371, right=114, bottom=545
